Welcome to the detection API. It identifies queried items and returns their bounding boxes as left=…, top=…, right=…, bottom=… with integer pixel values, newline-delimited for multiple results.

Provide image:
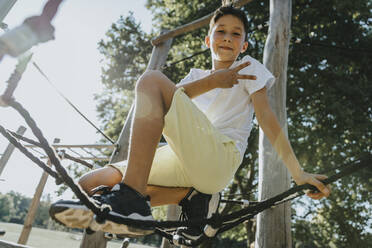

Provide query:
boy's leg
left=123, top=70, right=177, bottom=195
left=78, top=166, right=189, bottom=206
left=49, top=166, right=190, bottom=233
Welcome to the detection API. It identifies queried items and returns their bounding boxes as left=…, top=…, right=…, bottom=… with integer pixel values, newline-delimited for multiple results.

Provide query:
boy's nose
left=223, top=34, right=232, bottom=42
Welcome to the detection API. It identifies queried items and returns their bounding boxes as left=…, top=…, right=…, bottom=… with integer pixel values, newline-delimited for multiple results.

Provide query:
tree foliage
left=95, top=0, right=372, bottom=247
left=0, top=192, right=64, bottom=230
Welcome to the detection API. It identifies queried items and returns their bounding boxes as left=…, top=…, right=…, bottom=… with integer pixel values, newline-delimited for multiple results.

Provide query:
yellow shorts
left=108, top=87, right=240, bottom=194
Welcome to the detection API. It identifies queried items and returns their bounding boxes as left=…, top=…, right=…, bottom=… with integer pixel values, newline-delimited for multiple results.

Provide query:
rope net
left=0, top=59, right=370, bottom=246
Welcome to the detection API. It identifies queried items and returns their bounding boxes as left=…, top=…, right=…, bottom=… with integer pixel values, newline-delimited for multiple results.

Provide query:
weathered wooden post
left=18, top=138, right=60, bottom=245
left=80, top=30, right=173, bottom=248
left=255, top=0, right=292, bottom=247
left=0, top=126, right=27, bottom=176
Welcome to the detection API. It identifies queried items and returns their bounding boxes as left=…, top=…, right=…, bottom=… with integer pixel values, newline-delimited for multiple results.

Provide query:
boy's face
left=206, top=15, right=248, bottom=66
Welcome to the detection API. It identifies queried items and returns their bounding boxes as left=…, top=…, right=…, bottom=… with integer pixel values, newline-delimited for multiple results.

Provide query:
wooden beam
left=18, top=139, right=60, bottom=245
left=39, top=156, right=109, bottom=161
left=0, top=126, right=27, bottom=176
left=24, top=144, right=116, bottom=149
left=255, top=0, right=292, bottom=247
left=151, top=0, right=253, bottom=46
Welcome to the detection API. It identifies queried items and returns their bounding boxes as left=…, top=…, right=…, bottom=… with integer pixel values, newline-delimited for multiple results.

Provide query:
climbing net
left=0, top=91, right=370, bottom=246
left=0, top=0, right=371, bottom=246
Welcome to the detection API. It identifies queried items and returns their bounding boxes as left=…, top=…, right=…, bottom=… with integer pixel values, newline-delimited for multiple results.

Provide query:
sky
left=0, top=0, right=153, bottom=200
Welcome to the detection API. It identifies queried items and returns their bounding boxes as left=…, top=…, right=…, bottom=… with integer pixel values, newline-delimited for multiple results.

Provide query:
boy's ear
left=241, top=41, right=248, bottom=53
left=205, top=36, right=211, bottom=48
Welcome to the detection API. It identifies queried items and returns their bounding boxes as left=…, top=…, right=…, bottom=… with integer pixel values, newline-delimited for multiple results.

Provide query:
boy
left=50, top=5, right=331, bottom=240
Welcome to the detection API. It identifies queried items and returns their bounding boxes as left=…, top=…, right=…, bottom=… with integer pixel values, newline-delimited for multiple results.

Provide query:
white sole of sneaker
left=90, top=213, right=154, bottom=237
left=54, top=208, right=93, bottom=229
left=52, top=203, right=155, bottom=237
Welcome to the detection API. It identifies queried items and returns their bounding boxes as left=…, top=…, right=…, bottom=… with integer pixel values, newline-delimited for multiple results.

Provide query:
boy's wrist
left=205, top=74, right=217, bottom=90
left=290, top=165, right=305, bottom=184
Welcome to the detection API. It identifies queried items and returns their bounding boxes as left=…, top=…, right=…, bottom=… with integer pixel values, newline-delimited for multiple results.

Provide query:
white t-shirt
left=178, top=55, right=275, bottom=162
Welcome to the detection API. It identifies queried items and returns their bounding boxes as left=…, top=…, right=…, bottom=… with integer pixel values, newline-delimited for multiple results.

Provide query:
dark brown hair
left=209, top=5, right=249, bottom=41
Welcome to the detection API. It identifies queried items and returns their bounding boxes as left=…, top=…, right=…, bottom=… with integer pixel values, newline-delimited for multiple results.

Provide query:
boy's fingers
left=233, top=61, right=251, bottom=71
left=237, top=74, right=256, bottom=80
left=309, top=176, right=330, bottom=197
left=313, top=174, right=328, bottom=180
left=307, top=192, right=324, bottom=200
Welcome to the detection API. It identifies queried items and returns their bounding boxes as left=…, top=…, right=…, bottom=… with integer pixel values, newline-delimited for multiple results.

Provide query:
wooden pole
left=255, top=0, right=292, bottom=247
left=0, top=126, right=27, bottom=176
left=17, top=138, right=60, bottom=245
left=80, top=30, right=173, bottom=248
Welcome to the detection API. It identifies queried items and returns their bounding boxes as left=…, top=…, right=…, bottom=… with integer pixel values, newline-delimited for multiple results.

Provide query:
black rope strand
left=7, top=99, right=104, bottom=217
left=219, top=157, right=371, bottom=227
left=41, top=0, right=64, bottom=22
left=7, top=129, right=42, bottom=147
left=60, top=151, right=94, bottom=169
left=1, top=54, right=33, bottom=103
left=162, top=48, right=210, bottom=70
left=7, top=129, right=95, bottom=169
left=0, top=124, right=62, bottom=182
left=32, top=62, right=116, bottom=145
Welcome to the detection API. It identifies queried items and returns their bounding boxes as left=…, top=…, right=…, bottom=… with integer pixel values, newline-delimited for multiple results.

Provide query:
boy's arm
left=176, top=61, right=255, bottom=99
left=176, top=75, right=216, bottom=99
left=251, top=87, right=331, bottom=199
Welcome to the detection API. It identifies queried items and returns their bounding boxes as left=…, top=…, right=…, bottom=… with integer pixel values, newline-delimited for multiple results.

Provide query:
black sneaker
left=49, top=185, right=112, bottom=230
left=50, top=183, right=154, bottom=236
left=176, top=188, right=220, bottom=241
left=90, top=183, right=154, bottom=236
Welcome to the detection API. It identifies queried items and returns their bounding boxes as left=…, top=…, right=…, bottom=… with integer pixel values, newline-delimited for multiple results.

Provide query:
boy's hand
left=210, top=61, right=256, bottom=88
left=294, top=171, right=331, bottom=200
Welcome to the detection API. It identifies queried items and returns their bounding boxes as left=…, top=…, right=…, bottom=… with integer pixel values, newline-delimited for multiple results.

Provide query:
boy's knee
left=136, top=70, right=164, bottom=91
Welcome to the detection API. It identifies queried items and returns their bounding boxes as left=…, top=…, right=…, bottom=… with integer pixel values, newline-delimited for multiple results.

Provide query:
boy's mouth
left=219, top=46, right=233, bottom=50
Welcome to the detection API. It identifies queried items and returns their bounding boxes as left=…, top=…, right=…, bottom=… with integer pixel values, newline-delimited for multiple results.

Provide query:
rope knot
left=95, top=204, right=112, bottom=224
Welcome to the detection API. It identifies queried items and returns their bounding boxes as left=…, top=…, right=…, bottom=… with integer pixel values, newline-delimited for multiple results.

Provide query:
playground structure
left=0, top=0, right=370, bottom=248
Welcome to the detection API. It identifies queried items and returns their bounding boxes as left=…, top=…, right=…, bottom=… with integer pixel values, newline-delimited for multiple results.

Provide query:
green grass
left=0, top=222, right=155, bottom=248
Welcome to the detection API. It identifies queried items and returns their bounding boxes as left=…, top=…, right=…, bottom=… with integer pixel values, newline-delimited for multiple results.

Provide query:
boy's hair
left=208, top=4, right=249, bottom=41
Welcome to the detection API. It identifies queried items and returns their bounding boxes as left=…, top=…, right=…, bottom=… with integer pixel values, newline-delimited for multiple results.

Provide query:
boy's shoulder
left=236, top=55, right=272, bottom=76
left=235, top=55, right=262, bottom=68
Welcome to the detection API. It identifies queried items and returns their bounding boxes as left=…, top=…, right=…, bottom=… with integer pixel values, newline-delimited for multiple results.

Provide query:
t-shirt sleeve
left=238, top=56, right=275, bottom=95
left=177, top=69, right=195, bottom=86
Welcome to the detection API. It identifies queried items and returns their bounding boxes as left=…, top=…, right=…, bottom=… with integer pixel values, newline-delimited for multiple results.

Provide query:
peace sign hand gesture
left=210, top=61, right=257, bottom=89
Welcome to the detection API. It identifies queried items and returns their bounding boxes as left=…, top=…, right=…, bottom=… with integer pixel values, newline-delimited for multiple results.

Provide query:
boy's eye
left=233, top=33, right=241, bottom=36
left=217, top=30, right=225, bottom=33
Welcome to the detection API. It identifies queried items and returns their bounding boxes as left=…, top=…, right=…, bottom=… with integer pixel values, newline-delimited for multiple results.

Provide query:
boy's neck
left=212, top=58, right=236, bottom=70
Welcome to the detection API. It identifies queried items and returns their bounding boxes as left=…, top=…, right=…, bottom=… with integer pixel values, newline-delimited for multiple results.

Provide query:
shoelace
left=91, top=185, right=111, bottom=195
left=179, top=202, right=189, bottom=222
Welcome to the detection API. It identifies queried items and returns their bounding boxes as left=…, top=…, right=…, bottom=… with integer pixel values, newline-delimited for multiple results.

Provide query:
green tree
left=0, top=193, right=13, bottom=222
left=95, top=12, right=153, bottom=141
